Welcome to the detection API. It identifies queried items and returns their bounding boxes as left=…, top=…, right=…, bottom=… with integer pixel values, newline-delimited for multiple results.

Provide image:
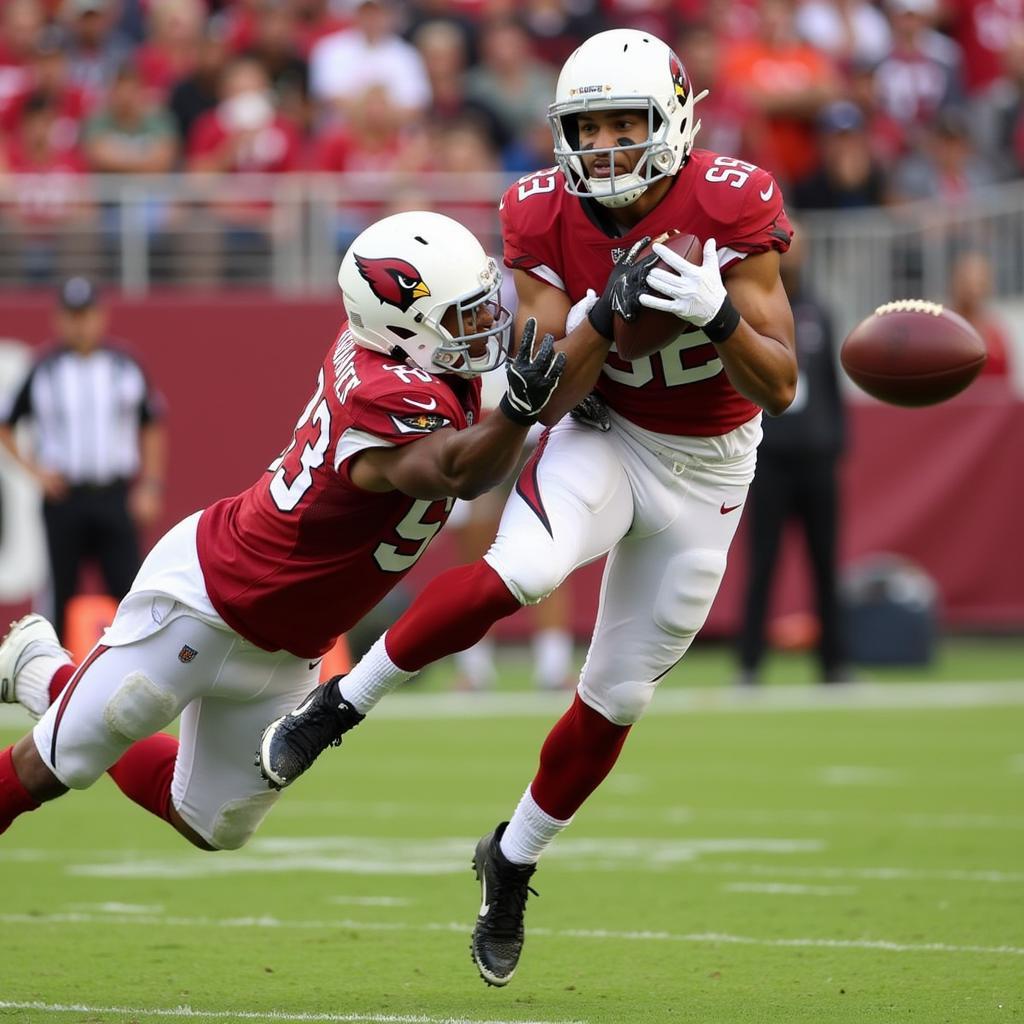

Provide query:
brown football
left=613, top=231, right=702, bottom=360
left=840, top=300, right=987, bottom=407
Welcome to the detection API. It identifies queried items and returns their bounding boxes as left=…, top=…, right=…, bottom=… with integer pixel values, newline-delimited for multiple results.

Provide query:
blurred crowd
left=1, top=0, right=1022, bottom=192
left=0, top=0, right=1021, bottom=282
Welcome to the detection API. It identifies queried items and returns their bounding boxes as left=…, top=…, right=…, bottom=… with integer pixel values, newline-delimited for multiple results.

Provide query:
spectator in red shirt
left=943, top=0, right=1024, bottom=96
left=133, top=0, right=204, bottom=100
left=949, top=249, right=1014, bottom=380
left=187, top=57, right=302, bottom=175
left=0, top=0, right=45, bottom=115
left=311, top=82, right=430, bottom=250
left=224, top=0, right=351, bottom=60
left=186, top=57, right=303, bottom=282
left=1, top=91, right=95, bottom=282
left=1, top=28, right=88, bottom=153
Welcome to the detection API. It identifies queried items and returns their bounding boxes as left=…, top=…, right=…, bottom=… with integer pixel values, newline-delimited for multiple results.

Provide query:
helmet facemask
left=421, top=269, right=513, bottom=378
left=550, top=98, right=681, bottom=208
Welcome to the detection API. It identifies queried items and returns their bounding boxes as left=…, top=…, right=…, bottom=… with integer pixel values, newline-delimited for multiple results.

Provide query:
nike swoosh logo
left=720, top=502, right=743, bottom=515
left=479, top=874, right=489, bottom=917
left=403, top=397, right=438, bottom=411
left=308, top=658, right=323, bottom=671
left=759, top=183, right=774, bottom=202
left=290, top=688, right=321, bottom=716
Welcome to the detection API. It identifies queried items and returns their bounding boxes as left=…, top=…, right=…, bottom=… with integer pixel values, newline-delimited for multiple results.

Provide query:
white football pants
left=485, top=412, right=759, bottom=724
left=32, top=514, right=317, bottom=849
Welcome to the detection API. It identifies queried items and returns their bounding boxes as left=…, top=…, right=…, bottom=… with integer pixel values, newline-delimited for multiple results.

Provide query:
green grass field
left=3, top=641, right=1023, bottom=1024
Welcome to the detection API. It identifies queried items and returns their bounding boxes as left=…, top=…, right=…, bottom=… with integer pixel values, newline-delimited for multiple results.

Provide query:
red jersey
left=187, top=110, right=302, bottom=173
left=197, top=327, right=482, bottom=658
left=500, top=149, right=792, bottom=436
left=951, top=0, right=1024, bottom=94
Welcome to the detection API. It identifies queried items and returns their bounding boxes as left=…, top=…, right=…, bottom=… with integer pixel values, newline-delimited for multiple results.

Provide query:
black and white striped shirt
left=2, top=342, right=163, bottom=485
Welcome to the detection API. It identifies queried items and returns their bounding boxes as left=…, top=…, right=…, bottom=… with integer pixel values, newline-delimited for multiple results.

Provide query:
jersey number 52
left=605, top=330, right=722, bottom=388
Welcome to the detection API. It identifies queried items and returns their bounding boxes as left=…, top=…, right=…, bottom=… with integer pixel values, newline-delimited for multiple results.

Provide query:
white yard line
left=2, top=912, right=1021, bottom=957
left=689, top=861, right=1024, bottom=884
left=0, top=1004, right=583, bottom=1024
left=61, top=836, right=825, bottom=879
left=722, top=882, right=857, bottom=896
left=2, top=681, right=1024, bottom=730
left=371, top=681, right=1024, bottom=716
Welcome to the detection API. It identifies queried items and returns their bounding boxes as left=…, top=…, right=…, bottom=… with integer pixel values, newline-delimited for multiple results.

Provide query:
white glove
left=639, top=238, right=728, bottom=328
left=565, top=288, right=599, bottom=335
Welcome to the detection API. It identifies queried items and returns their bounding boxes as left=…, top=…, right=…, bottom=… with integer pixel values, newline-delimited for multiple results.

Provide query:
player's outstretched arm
left=641, top=241, right=797, bottom=415
left=349, top=319, right=566, bottom=502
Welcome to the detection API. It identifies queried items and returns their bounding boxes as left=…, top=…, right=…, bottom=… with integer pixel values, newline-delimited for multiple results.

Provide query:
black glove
left=587, top=235, right=659, bottom=341
left=500, top=317, right=567, bottom=426
left=569, top=391, right=611, bottom=432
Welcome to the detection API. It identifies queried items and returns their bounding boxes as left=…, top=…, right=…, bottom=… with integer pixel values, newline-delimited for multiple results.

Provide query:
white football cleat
left=0, top=614, right=69, bottom=718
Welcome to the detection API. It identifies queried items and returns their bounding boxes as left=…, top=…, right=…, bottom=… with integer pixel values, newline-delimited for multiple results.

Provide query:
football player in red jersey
left=260, top=29, right=798, bottom=986
left=0, top=210, right=569, bottom=852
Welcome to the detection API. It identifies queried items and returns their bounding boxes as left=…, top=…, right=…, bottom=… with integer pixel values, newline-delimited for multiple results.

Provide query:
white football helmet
left=338, top=211, right=513, bottom=377
left=549, top=29, right=707, bottom=208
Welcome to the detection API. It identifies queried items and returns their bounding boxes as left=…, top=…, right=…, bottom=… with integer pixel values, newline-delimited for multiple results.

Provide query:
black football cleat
left=470, top=822, right=538, bottom=987
left=257, top=676, right=364, bottom=790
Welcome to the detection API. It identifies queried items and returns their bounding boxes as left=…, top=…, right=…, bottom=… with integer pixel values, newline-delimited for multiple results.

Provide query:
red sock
left=0, top=745, right=41, bottom=835
left=530, top=694, right=632, bottom=820
left=386, top=561, right=522, bottom=671
left=107, top=733, right=178, bottom=824
left=48, top=663, right=76, bottom=707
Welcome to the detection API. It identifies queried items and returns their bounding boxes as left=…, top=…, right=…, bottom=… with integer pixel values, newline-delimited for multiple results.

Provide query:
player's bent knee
left=653, top=550, right=727, bottom=638
left=103, top=672, right=179, bottom=743
left=582, top=680, right=654, bottom=725
left=486, top=557, right=564, bottom=607
left=206, top=791, right=280, bottom=850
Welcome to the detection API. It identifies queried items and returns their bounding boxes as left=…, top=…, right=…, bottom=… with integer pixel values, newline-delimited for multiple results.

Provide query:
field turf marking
left=722, top=882, right=857, bottom=896
left=0, top=1004, right=584, bottom=1024
left=690, top=861, right=1024, bottom=884
left=63, top=835, right=824, bottom=879
left=3, top=912, right=1022, bottom=957
left=2, top=681, right=1024, bottom=730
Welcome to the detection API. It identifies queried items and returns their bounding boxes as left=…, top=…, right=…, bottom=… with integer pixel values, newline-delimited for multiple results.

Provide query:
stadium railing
left=1, top=171, right=1021, bottom=335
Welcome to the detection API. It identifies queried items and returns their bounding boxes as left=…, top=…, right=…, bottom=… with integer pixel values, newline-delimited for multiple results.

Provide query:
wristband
left=586, top=301, right=614, bottom=342
left=702, top=294, right=741, bottom=344
left=499, top=393, right=537, bottom=427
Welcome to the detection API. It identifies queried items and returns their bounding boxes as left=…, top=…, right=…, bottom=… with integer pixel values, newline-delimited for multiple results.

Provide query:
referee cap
left=59, top=276, right=99, bottom=311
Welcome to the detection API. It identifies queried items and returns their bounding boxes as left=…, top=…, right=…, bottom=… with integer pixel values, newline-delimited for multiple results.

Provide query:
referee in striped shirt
left=0, top=277, right=167, bottom=643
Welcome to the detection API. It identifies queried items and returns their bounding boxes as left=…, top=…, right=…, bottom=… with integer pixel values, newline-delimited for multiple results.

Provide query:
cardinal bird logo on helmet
left=354, top=255, right=431, bottom=312
left=669, top=51, right=688, bottom=101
